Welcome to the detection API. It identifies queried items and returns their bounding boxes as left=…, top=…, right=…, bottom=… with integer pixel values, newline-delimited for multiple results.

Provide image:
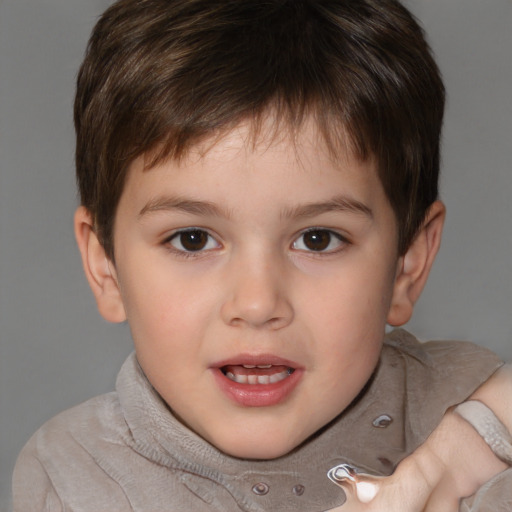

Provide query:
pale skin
left=74, top=117, right=510, bottom=510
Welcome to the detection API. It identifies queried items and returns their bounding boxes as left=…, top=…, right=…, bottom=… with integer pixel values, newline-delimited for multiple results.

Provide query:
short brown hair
left=75, top=0, right=445, bottom=259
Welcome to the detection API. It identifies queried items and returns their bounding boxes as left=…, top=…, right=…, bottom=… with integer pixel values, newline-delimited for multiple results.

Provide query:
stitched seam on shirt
left=29, top=455, right=63, bottom=512
left=67, top=431, right=135, bottom=509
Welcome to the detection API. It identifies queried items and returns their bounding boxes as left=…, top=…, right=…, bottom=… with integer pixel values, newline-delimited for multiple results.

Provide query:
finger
left=377, top=456, right=459, bottom=512
left=327, top=464, right=381, bottom=505
left=335, top=476, right=380, bottom=504
left=422, top=478, right=460, bottom=512
left=423, top=494, right=459, bottom=512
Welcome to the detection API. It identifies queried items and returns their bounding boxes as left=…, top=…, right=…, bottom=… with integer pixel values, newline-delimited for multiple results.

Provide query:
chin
left=213, top=433, right=301, bottom=461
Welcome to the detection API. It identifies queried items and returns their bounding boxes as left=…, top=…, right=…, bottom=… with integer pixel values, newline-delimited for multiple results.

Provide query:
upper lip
left=211, top=353, right=302, bottom=370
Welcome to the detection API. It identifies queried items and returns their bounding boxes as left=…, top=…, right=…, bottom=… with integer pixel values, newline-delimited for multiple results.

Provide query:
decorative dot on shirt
left=372, top=414, right=393, bottom=428
left=252, top=482, right=269, bottom=495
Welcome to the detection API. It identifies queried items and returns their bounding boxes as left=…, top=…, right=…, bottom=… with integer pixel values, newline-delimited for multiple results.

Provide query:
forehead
left=144, top=113, right=368, bottom=178
left=120, top=115, right=390, bottom=225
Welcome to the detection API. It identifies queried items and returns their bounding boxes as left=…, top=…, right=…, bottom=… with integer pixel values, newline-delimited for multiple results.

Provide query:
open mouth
left=221, top=364, right=295, bottom=385
left=213, top=358, right=302, bottom=406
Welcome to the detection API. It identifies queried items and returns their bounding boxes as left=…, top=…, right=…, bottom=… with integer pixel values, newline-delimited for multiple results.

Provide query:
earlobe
left=74, top=206, right=127, bottom=323
left=387, top=201, right=446, bottom=326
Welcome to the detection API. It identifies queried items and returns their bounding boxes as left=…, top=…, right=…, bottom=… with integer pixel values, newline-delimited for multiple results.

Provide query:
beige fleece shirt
left=12, top=330, right=511, bottom=511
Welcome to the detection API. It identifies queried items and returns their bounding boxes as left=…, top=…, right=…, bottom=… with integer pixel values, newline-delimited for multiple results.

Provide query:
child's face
left=110, top=119, right=402, bottom=459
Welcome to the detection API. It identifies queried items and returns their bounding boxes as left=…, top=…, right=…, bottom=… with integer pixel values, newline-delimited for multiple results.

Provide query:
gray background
left=0, top=0, right=511, bottom=508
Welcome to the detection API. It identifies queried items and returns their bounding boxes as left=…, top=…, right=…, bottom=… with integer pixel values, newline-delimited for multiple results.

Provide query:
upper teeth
left=226, top=369, right=290, bottom=385
left=242, top=364, right=272, bottom=369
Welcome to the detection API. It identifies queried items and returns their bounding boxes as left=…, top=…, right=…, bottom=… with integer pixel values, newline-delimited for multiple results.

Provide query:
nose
left=220, top=253, right=294, bottom=330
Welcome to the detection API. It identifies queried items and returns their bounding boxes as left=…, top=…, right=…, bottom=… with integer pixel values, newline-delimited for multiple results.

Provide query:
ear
left=387, top=200, right=446, bottom=326
left=74, top=206, right=127, bottom=323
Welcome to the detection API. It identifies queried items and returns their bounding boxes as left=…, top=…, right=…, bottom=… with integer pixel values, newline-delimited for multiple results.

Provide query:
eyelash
left=292, top=228, right=349, bottom=254
left=163, top=227, right=349, bottom=258
left=164, top=228, right=221, bottom=258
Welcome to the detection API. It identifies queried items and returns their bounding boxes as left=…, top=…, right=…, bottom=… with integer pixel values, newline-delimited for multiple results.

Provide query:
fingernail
left=356, top=481, right=378, bottom=503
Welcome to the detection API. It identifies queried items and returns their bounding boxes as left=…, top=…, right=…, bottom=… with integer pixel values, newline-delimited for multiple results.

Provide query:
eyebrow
left=139, top=196, right=231, bottom=219
left=280, top=195, right=373, bottom=220
left=138, top=194, right=372, bottom=221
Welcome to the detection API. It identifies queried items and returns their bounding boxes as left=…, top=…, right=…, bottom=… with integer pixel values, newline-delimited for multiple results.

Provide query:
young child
left=12, top=0, right=512, bottom=510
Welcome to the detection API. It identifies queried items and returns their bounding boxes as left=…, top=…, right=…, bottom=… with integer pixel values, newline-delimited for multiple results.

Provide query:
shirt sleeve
left=11, top=397, right=134, bottom=512
left=454, top=400, right=512, bottom=511
left=460, top=468, right=512, bottom=511
left=12, top=434, right=63, bottom=512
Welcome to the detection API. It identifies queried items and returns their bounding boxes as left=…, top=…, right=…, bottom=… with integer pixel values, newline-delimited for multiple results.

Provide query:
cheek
left=119, top=266, right=219, bottom=347
left=297, top=262, right=392, bottom=374
left=320, top=329, right=383, bottom=409
left=301, top=264, right=393, bottom=326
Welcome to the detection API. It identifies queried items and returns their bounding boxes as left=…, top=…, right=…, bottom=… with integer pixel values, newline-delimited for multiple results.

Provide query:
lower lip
left=212, top=368, right=303, bottom=407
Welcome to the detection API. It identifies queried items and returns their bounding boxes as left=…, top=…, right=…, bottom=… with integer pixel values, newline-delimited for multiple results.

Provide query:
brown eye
left=169, top=229, right=218, bottom=252
left=293, top=229, right=344, bottom=252
left=302, top=230, right=331, bottom=251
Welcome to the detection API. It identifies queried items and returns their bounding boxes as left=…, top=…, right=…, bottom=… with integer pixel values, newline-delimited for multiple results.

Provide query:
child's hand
left=327, top=364, right=512, bottom=512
